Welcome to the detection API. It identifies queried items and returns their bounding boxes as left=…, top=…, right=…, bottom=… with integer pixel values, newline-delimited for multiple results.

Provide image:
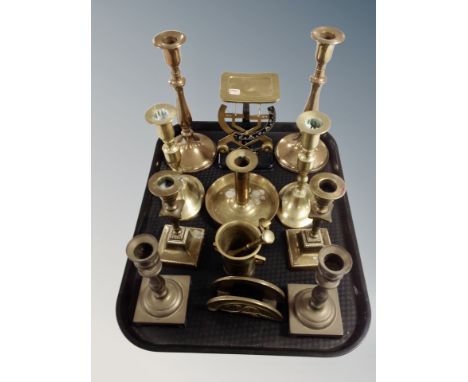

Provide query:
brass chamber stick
left=277, top=111, right=331, bottom=228
left=286, top=172, right=346, bottom=269
left=275, top=26, right=345, bottom=173
left=288, top=245, right=352, bottom=335
left=153, top=30, right=216, bottom=172
left=205, top=149, right=279, bottom=225
left=148, top=171, right=205, bottom=267
left=126, top=234, right=190, bottom=324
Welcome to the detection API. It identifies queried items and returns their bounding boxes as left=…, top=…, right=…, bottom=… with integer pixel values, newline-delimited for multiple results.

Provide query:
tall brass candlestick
left=275, top=26, right=345, bottom=174
left=153, top=30, right=216, bottom=173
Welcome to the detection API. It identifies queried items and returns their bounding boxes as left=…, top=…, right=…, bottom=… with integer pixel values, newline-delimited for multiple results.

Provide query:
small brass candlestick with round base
left=145, top=103, right=181, bottom=171
left=286, top=172, right=346, bottom=269
left=277, top=111, right=331, bottom=228
left=288, top=245, right=352, bottom=336
left=126, top=233, right=190, bottom=325
left=148, top=170, right=204, bottom=221
left=275, top=26, right=345, bottom=173
left=205, top=149, right=279, bottom=225
left=149, top=172, right=205, bottom=267
left=153, top=30, right=216, bottom=172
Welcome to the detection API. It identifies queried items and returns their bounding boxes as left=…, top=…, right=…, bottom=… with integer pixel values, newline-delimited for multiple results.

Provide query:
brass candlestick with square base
left=126, top=233, right=190, bottom=325
left=288, top=245, right=352, bottom=336
left=150, top=171, right=204, bottom=267
left=286, top=172, right=346, bottom=269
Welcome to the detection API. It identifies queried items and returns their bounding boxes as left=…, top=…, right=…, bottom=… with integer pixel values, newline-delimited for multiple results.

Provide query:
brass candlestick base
left=153, top=30, right=216, bottom=173
left=158, top=224, right=204, bottom=267
left=126, top=234, right=190, bottom=325
left=288, top=245, right=352, bottom=336
left=148, top=170, right=204, bottom=221
left=286, top=228, right=331, bottom=270
left=277, top=111, right=331, bottom=228
left=174, top=133, right=216, bottom=173
left=207, top=276, right=285, bottom=321
left=205, top=149, right=279, bottom=225
left=275, top=135, right=328, bottom=173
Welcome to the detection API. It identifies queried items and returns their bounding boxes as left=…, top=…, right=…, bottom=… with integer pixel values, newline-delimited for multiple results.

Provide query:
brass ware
left=148, top=171, right=205, bottom=267
left=217, top=72, right=279, bottom=154
left=148, top=170, right=204, bottom=221
left=286, top=172, right=346, bottom=269
left=207, top=276, right=285, bottom=321
left=277, top=111, right=331, bottom=228
left=275, top=26, right=345, bottom=173
left=145, top=103, right=181, bottom=171
left=219, top=72, right=280, bottom=103
left=288, top=244, right=352, bottom=335
left=205, top=149, right=279, bottom=225
left=126, top=233, right=190, bottom=324
left=214, top=220, right=274, bottom=276
left=153, top=30, right=216, bottom=172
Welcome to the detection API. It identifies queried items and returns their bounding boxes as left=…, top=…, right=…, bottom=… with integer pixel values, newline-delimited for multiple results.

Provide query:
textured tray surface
left=116, top=122, right=371, bottom=357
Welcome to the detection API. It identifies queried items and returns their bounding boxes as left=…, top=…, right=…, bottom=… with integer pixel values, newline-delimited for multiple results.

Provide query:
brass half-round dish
left=205, top=172, right=279, bottom=225
left=148, top=170, right=204, bottom=221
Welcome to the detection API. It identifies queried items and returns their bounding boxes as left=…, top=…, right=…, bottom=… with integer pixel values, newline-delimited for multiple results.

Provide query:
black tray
left=116, top=122, right=371, bottom=357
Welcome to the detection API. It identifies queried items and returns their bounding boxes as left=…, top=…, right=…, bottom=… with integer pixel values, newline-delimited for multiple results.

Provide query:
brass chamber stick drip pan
left=205, top=149, right=279, bottom=225
left=117, top=123, right=370, bottom=356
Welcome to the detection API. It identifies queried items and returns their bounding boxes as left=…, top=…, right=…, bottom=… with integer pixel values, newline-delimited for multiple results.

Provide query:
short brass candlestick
left=148, top=169, right=204, bottom=221
left=275, top=26, right=345, bottom=173
left=288, top=244, right=352, bottom=336
left=277, top=111, right=331, bottom=228
left=153, top=30, right=216, bottom=172
left=286, top=172, right=346, bottom=269
left=126, top=233, right=190, bottom=324
left=149, top=172, right=205, bottom=267
left=205, top=149, right=279, bottom=225
left=145, top=103, right=181, bottom=171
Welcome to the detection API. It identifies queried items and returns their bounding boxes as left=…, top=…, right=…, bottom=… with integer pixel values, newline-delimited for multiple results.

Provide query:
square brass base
left=287, top=283, right=343, bottom=336
left=133, top=275, right=191, bottom=325
left=159, top=224, right=204, bottom=267
left=286, top=228, right=331, bottom=270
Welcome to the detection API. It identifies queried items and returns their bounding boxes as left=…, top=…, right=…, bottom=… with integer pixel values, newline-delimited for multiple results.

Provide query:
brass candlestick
left=288, top=245, right=352, bottom=335
left=145, top=103, right=181, bottom=171
left=126, top=233, right=190, bottom=324
left=205, top=149, right=279, bottom=225
left=149, top=171, right=205, bottom=267
left=277, top=111, right=331, bottom=228
left=286, top=172, right=346, bottom=269
left=153, top=30, right=216, bottom=172
left=148, top=169, right=204, bottom=221
left=275, top=26, right=345, bottom=173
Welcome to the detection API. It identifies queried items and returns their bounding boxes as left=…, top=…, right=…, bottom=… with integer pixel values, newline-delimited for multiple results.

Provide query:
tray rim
left=116, top=121, right=372, bottom=357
